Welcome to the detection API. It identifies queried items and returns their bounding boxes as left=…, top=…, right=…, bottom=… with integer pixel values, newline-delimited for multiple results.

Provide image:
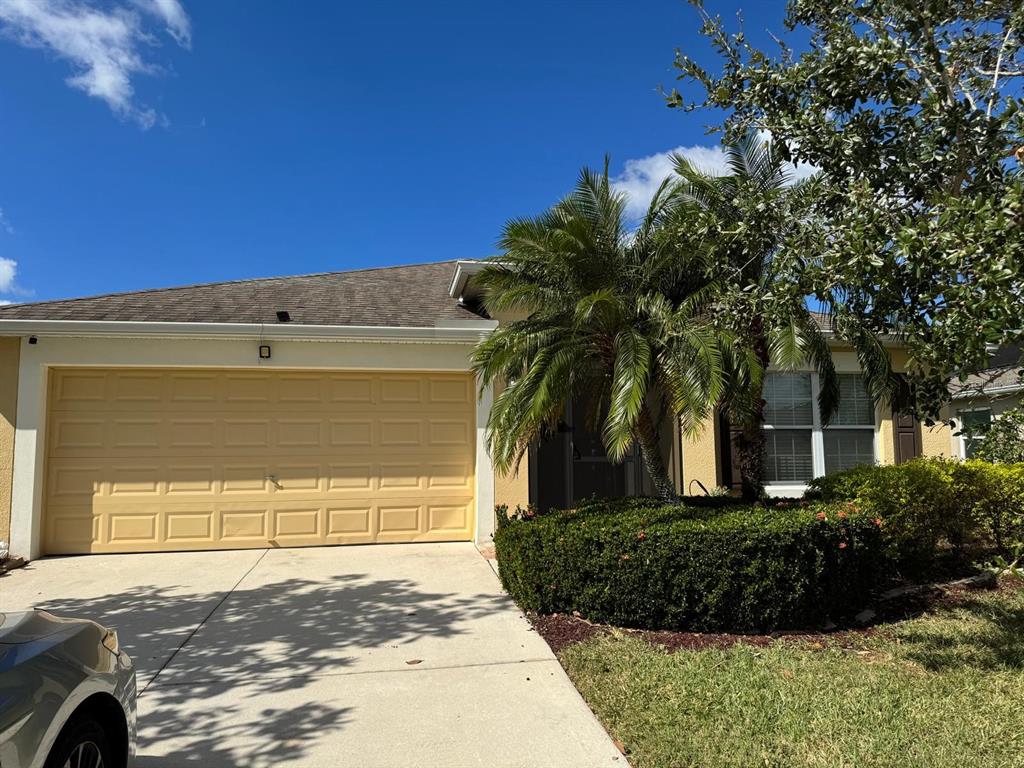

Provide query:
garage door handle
left=265, top=474, right=283, bottom=489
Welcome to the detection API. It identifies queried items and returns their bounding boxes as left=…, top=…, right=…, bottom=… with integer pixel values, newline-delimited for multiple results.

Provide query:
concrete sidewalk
left=2, top=543, right=625, bottom=767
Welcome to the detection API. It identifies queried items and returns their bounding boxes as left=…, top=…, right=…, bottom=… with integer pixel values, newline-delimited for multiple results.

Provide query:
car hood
left=0, top=611, right=93, bottom=645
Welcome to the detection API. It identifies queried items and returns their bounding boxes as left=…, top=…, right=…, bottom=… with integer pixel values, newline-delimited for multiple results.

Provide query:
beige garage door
left=43, top=368, right=476, bottom=554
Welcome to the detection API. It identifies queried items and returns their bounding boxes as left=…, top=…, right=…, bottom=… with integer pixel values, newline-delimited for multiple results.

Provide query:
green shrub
left=950, top=460, right=1024, bottom=555
left=805, top=464, right=879, bottom=502
left=493, top=498, right=884, bottom=632
left=852, top=458, right=958, bottom=572
left=802, top=458, right=1024, bottom=572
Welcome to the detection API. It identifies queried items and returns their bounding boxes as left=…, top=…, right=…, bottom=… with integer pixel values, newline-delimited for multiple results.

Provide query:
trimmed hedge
left=494, top=498, right=884, bottom=632
left=806, top=458, right=1024, bottom=572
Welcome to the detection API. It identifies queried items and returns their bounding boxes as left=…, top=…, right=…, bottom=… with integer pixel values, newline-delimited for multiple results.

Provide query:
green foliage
left=669, top=0, right=1024, bottom=416
left=669, top=132, right=891, bottom=500
left=805, top=458, right=1024, bottom=569
left=471, top=161, right=760, bottom=500
left=805, top=463, right=880, bottom=502
left=951, top=460, right=1024, bottom=555
left=493, top=497, right=883, bottom=632
left=974, top=406, right=1024, bottom=464
left=852, top=459, right=958, bottom=572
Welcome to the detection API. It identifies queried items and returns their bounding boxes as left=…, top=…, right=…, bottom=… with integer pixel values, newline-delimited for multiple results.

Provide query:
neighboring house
left=947, top=345, right=1023, bottom=459
left=0, top=259, right=956, bottom=560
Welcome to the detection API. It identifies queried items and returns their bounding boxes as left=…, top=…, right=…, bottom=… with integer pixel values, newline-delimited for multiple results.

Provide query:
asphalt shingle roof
left=951, top=365, right=1024, bottom=399
left=0, top=261, right=480, bottom=327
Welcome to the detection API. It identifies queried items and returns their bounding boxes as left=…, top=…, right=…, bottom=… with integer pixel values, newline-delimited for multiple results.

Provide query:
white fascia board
left=0, top=318, right=497, bottom=343
left=950, top=383, right=1024, bottom=400
left=448, top=260, right=490, bottom=299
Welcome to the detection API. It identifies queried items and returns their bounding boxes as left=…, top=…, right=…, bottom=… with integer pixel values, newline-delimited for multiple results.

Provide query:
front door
left=531, top=401, right=645, bottom=512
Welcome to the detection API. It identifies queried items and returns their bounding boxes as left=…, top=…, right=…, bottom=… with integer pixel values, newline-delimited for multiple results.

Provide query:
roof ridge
left=0, top=259, right=457, bottom=311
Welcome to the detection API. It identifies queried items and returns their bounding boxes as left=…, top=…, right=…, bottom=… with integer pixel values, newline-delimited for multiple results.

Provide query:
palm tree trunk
left=735, top=406, right=766, bottom=502
left=635, top=405, right=680, bottom=503
left=735, top=329, right=770, bottom=502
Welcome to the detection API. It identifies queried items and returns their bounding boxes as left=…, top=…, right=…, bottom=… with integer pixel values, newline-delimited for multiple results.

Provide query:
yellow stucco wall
left=488, top=372, right=531, bottom=512
left=0, top=336, right=18, bottom=548
left=494, top=465, right=530, bottom=511
left=681, top=414, right=720, bottom=494
left=921, top=407, right=955, bottom=458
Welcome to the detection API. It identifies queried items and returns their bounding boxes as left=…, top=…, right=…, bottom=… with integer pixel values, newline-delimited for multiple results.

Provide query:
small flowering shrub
left=493, top=498, right=884, bottom=632
left=803, top=458, right=1024, bottom=572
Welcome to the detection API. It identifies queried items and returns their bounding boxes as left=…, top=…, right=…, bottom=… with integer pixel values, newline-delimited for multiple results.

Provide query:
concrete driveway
left=3, top=543, right=624, bottom=767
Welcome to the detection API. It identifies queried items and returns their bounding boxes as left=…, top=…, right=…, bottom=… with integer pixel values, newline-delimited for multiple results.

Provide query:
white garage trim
left=0, top=318, right=496, bottom=342
left=9, top=329, right=496, bottom=559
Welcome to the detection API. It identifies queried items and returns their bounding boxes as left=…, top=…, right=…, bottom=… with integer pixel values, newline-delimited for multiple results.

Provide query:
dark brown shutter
left=893, top=410, right=922, bottom=464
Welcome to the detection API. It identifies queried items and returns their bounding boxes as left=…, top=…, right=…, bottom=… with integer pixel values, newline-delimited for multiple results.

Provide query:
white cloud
left=0, top=0, right=191, bottom=129
left=0, top=300, right=11, bottom=306
left=613, top=145, right=731, bottom=219
left=0, top=257, right=16, bottom=293
left=135, top=0, right=190, bottom=47
left=612, top=135, right=819, bottom=220
left=0, top=208, right=12, bottom=234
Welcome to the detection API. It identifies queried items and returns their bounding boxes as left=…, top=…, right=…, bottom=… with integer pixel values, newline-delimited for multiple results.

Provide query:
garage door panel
left=429, top=377, right=473, bottom=404
left=53, top=371, right=108, bottom=405
left=428, top=503, right=471, bottom=532
left=169, top=419, right=218, bottom=449
left=272, top=507, right=322, bottom=541
left=325, top=505, right=374, bottom=540
left=221, top=465, right=272, bottom=495
left=328, top=418, right=373, bottom=448
left=108, top=465, right=162, bottom=496
left=108, top=512, right=159, bottom=544
left=45, top=511, right=99, bottom=550
left=273, top=464, right=322, bottom=492
left=327, top=463, right=373, bottom=491
left=170, top=373, right=219, bottom=404
left=220, top=507, right=270, bottom=541
left=165, top=511, right=215, bottom=542
left=166, top=465, right=216, bottom=495
left=43, top=368, right=476, bottom=554
left=112, top=372, right=164, bottom=403
left=429, top=419, right=473, bottom=447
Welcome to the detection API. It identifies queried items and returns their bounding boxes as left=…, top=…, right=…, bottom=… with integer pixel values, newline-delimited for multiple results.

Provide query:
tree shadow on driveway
left=42, top=573, right=507, bottom=767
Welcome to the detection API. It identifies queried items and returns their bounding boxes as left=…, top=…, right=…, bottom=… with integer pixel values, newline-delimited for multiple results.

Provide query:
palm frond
left=603, top=329, right=652, bottom=460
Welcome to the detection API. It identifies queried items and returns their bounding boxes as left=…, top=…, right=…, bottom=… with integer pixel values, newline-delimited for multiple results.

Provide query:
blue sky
left=0, top=0, right=792, bottom=304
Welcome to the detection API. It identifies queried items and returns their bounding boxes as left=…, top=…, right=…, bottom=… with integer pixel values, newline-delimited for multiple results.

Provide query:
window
left=823, top=375, right=877, bottom=473
left=763, top=374, right=815, bottom=483
left=958, top=408, right=992, bottom=459
left=762, top=372, right=877, bottom=487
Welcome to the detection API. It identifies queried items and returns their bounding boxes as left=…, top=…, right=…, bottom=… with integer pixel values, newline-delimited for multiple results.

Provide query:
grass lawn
left=558, top=582, right=1024, bottom=768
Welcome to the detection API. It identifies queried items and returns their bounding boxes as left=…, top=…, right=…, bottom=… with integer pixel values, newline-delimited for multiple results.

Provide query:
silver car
left=0, top=611, right=136, bottom=768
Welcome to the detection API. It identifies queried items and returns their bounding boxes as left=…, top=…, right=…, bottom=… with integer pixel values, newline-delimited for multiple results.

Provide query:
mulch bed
left=530, top=612, right=878, bottom=654
left=530, top=573, right=1023, bottom=655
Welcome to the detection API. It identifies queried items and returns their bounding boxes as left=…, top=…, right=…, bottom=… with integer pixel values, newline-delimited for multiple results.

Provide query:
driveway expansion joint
left=140, top=656, right=562, bottom=692
left=139, top=547, right=270, bottom=694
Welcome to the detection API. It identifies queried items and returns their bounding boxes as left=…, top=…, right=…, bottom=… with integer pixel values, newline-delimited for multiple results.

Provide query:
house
left=0, top=259, right=958, bottom=560
left=946, top=345, right=1023, bottom=458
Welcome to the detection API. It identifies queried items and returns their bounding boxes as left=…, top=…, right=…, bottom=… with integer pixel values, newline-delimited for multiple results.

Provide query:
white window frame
left=955, top=406, right=993, bottom=459
left=763, top=372, right=881, bottom=497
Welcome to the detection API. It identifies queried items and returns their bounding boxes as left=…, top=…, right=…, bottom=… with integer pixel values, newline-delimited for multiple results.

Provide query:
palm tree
left=673, top=132, right=903, bottom=499
left=471, top=161, right=757, bottom=502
